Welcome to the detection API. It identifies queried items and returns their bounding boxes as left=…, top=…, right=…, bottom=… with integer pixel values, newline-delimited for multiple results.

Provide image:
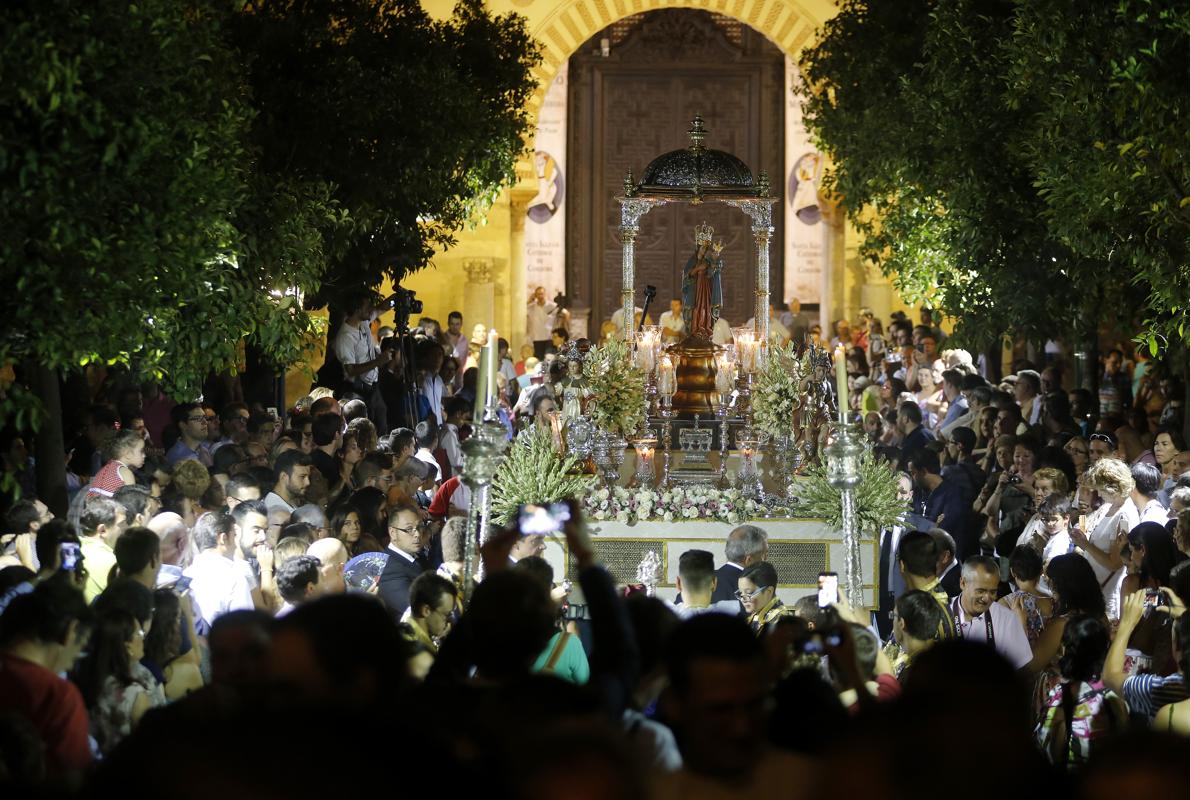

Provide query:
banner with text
left=524, top=64, right=568, bottom=308
left=783, top=56, right=824, bottom=306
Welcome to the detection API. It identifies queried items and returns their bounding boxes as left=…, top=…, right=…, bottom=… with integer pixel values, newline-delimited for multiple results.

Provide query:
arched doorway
left=566, top=10, right=784, bottom=327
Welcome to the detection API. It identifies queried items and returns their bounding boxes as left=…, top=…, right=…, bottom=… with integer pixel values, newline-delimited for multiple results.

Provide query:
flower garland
left=491, top=426, right=595, bottom=525
left=583, top=338, right=646, bottom=437
left=751, top=341, right=803, bottom=440
left=581, top=485, right=804, bottom=525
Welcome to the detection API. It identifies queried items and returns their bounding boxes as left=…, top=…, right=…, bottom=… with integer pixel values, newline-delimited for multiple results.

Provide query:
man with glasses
left=377, top=503, right=432, bottom=620
left=165, top=402, right=214, bottom=468
left=736, top=562, right=790, bottom=634
left=952, top=556, right=1031, bottom=669
left=1088, top=431, right=1122, bottom=466
left=211, top=403, right=251, bottom=454
left=405, top=572, right=458, bottom=653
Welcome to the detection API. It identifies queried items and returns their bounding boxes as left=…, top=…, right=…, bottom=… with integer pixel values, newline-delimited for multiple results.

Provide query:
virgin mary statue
left=681, top=222, right=724, bottom=341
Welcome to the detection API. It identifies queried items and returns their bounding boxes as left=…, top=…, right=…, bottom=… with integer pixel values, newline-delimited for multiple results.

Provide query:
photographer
left=333, top=291, right=394, bottom=435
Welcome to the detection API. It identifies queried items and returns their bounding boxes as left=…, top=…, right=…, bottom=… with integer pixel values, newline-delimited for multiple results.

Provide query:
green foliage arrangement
left=799, top=0, right=1188, bottom=357
left=795, top=448, right=905, bottom=535
left=751, top=342, right=803, bottom=440
left=583, top=339, right=646, bottom=437
left=491, top=427, right=594, bottom=526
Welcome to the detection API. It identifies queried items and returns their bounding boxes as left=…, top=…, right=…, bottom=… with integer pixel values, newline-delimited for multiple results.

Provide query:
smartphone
left=172, top=576, right=192, bottom=596
left=817, top=572, right=839, bottom=608
left=799, top=629, right=844, bottom=655
left=60, top=542, right=81, bottom=572
left=517, top=502, right=571, bottom=536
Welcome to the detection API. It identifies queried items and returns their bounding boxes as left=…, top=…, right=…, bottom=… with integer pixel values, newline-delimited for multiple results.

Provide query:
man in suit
left=929, top=527, right=962, bottom=599
left=377, top=503, right=431, bottom=620
left=710, top=524, right=770, bottom=605
left=896, top=401, right=935, bottom=470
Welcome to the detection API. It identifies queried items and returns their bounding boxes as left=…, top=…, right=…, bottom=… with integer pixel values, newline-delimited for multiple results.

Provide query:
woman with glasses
left=736, top=562, right=790, bottom=634
left=1063, top=435, right=1091, bottom=478
left=73, top=607, right=164, bottom=755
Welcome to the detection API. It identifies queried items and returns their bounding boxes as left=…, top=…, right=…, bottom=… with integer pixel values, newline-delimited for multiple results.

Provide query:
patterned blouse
left=91, top=663, right=166, bottom=755
left=1035, top=680, right=1122, bottom=768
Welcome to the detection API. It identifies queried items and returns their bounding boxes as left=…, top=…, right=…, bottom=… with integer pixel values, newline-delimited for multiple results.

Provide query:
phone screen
left=517, top=503, right=571, bottom=536
left=817, top=572, right=839, bottom=608
left=60, top=542, right=81, bottom=572
left=172, top=576, right=192, bottom=595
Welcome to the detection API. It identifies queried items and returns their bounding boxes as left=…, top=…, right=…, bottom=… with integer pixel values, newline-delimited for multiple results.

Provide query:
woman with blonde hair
left=1071, top=458, right=1139, bottom=620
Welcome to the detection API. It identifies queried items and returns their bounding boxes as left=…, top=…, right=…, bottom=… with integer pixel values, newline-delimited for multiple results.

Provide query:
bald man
left=148, top=512, right=189, bottom=567
left=306, top=538, right=348, bottom=595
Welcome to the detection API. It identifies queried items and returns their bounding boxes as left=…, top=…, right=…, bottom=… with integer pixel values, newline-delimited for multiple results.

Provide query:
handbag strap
left=543, top=631, right=571, bottom=673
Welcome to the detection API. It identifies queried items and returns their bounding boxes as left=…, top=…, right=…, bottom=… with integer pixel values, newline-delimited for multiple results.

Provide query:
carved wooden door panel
left=568, top=10, right=784, bottom=332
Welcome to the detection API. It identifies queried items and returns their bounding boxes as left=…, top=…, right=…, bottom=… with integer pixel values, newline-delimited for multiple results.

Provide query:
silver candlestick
left=460, top=415, right=510, bottom=599
left=825, top=421, right=865, bottom=608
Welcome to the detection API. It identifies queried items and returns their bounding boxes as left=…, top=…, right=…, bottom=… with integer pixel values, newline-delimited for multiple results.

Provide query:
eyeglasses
left=391, top=525, right=423, bottom=536
left=1064, top=446, right=1088, bottom=456
left=186, top=416, right=207, bottom=423
left=735, top=586, right=768, bottom=601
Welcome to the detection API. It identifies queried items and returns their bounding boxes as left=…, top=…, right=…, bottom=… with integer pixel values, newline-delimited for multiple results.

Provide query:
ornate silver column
left=459, top=417, right=510, bottom=601
left=825, top=422, right=865, bottom=608
left=727, top=177, right=775, bottom=346
left=619, top=174, right=664, bottom=343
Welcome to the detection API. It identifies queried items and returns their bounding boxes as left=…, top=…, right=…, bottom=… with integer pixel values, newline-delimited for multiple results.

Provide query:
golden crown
left=695, top=221, right=714, bottom=245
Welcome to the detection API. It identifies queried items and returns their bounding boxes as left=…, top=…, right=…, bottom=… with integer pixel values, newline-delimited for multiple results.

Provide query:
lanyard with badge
left=952, top=597, right=994, bottom=645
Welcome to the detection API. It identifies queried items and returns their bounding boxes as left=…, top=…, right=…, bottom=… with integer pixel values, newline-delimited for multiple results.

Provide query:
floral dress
left=91, top=662, right=166, bottom=755
left=1035, top=680, right=1123, bottom=768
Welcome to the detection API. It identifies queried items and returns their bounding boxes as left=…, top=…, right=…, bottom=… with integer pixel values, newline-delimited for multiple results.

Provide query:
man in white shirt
left=745, top=306, right=790, bottom=345
left=659, top=299, right=686, bottom=343
left=333, top=292, right=395, bottom=433
left=438, top=397, right=470, bottom=477
left=264, top=450, right=312, bottom=517
left=1131, top=463, right=1170, bottom=524
left=711, top=316, right=733, bottom=345
left=951, top=556, right=1032, bottom=669
left=527, top=286, right=558, bottom=360
left=183, top=511, right=255, bottom=629
left=671, top=550, right=740, bottom=619
left=413, top=421, right=443, bottom=485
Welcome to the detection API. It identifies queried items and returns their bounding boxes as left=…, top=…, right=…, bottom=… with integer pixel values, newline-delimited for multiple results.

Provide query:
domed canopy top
left=633, top=115, right=763, bottom=199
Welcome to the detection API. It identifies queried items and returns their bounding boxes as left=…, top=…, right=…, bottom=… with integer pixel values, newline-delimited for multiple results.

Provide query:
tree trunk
left=28, top=363, right=68, bottom=517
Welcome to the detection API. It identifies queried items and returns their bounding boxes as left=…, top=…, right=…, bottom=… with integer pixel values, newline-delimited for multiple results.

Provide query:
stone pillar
left=509, top=183, right=535, bottom=354
left=463, top=259, right=496, bottom=333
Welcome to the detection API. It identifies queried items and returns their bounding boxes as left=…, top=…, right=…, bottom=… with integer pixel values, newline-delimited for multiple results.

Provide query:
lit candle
left=658, top=356, right=676, bottom=396
left=486, top=329, right=499, bottom=407
left=474, top=347, right=489, bottom=422
left=835, top=345, right=848, bottom=422
left=636, top=330, right=657, bottom=374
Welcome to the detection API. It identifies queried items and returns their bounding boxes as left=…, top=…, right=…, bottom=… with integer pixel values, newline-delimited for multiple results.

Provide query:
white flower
left=662, top=511, right=675, bottom=522
left=615, top=510, right=631, bottom=523
left=682, top=506, right=698, bottom=518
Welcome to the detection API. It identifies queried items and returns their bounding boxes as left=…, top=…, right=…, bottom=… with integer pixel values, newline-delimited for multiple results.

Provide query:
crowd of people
left=0, top=299, right=1189, bottom=797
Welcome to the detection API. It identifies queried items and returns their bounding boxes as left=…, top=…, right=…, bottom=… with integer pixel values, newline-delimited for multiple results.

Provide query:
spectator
left=672, top=550, right=739, bottom=618
left=73, top=605, right=165, bottom=755
left=334, top=291, right=392, bottom=434
left=405, top=572, right=459, bottom=654
left=906, top=448, right=973, bottom=560
left=224, top=473, right=261, bottom=513
left=1131, top=462, right=1169, bottom=524
left=182, top=512, right=255, bottom=629
left=376, top=504, right=431, bottom=619
left=1153, top=613, right=1190, bottom=734
left=78, top=496, right=127, bottom=602
left=274, top=555, right=321, bottom=616
left=306, top=538, right=348, bottom=596
left=165, top=402, right=213, bottom=468
left=0, top=575, right=94, bottom=776
left=737, top=562, right=789, bottom=633
left=894, top=530, right=956, bottom=638
left=89, top=430, right=146, bottom=498
left=113, top=484, right=159, bottom=529
left=896, top=401, right=934, bottom=468
left=999, top=545, right=1055, bottom=646
left=950, top=556, right=1032, bottom=668
left=712, top=524, right=769, bottom=604
left=1073, top=458, right=1139, bottom=618
left=142, top=588, right=203, bottom=700
left=264, top=449, right=313, bottom=516
left=309, top=412, right=345, bottom=488
left=1035, top=615, right=1125, bottom=767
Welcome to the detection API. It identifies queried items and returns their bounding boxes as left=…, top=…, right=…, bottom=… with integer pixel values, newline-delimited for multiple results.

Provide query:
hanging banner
left=783, top=56, right=824, bottom=306
left=524, top=64, right=568, bottom=306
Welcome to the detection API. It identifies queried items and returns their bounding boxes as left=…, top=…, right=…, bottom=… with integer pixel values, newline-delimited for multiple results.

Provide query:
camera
left=1008, top=473, right=1022, bottom=485
left=383, top=287, right=423, bottom=319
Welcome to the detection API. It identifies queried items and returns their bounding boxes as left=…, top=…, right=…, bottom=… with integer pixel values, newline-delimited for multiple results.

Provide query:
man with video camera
left=334, top=291, right=395, bottom=435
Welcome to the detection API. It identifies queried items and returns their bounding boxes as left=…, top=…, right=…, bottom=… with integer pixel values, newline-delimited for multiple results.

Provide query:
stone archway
left=524, top=0, right=830, bottom=120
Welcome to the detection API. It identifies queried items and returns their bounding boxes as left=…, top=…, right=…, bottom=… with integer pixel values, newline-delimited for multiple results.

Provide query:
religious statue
left=558, top=355, right=592, bottom=422
left=681, top=222, right=724, bottom=341
left=796, top=344, right=836, bottom=467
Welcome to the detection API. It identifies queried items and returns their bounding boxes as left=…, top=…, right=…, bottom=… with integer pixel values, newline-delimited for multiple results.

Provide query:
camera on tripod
left=383, top=287, right=423, bottom=321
